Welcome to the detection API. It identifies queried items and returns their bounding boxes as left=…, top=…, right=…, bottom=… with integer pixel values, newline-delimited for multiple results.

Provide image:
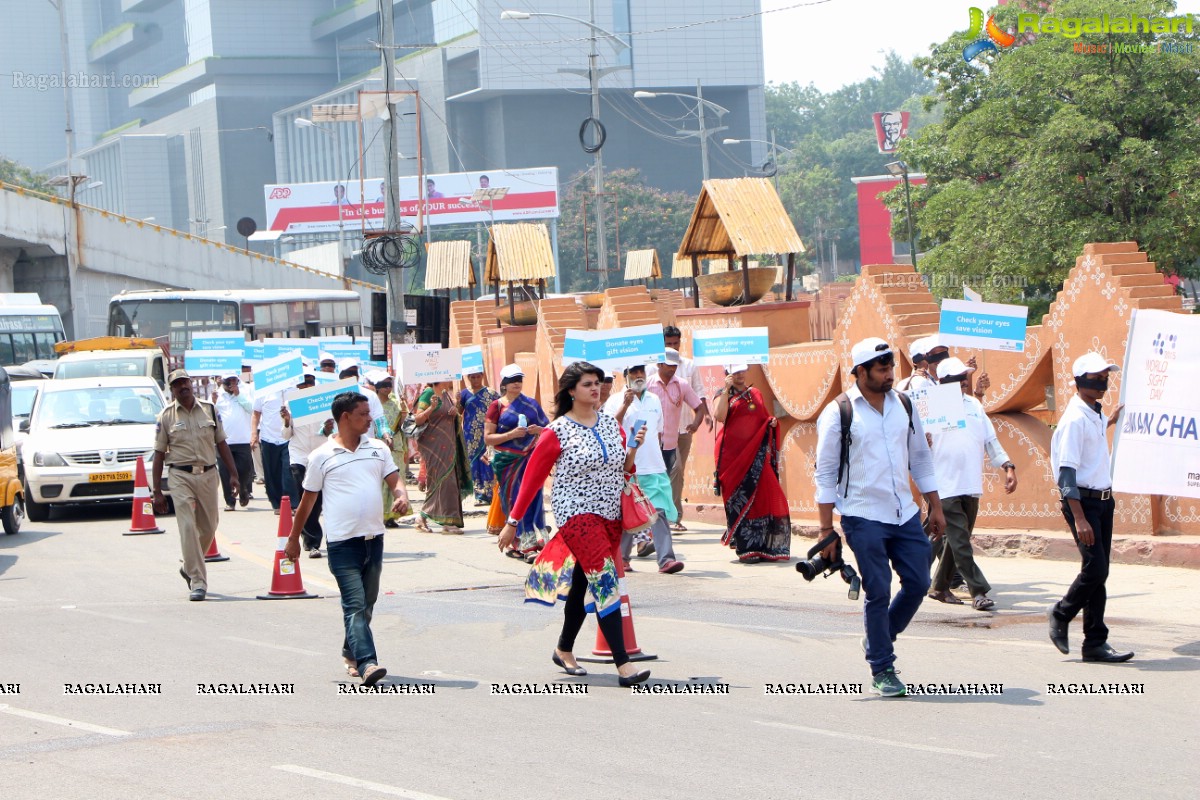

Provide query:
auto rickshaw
left=0, top=368, right=24, bottom=534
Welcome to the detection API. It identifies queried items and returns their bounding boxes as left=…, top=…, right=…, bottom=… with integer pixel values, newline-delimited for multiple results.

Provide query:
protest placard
left=397, top=348, right=462, bottom=385
left=939, top=299, right=1028, bottom=353
left=691, top=327, right=770, bottom=366
left=183, top=350, right=244, bottom=375
left=907, top=382, right=967, bottom=434
left=190, top=331, right=247, bottom=353
left=253, top=352, right=305, bottom=396
left=284, top=378, right=360, bottom=427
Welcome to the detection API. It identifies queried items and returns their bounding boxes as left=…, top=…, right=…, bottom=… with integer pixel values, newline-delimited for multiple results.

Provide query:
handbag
left=621, top=472, right=659, bottom=535
left=399, top=414, right=426, bottom=441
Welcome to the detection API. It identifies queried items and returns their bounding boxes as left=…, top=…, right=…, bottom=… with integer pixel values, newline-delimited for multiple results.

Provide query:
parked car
left=53, top=337, right=169, bottom=390
left=21, top=376, right=167, bottom=521
left=0, top=368, right=23, bottom=534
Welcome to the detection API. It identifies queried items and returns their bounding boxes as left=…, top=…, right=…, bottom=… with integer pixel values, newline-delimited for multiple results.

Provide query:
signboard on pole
left=562, top=325, right=665, bottom=372
left=691, top=327, right=770, bottom=367
left=907, top=382, right=968, bottom=434
left=322, top=343, right=370, bottom=365
left=191, top=331, right=247, bottom=353
left=264, top=167, right=560, bottom=234
left=461, top=346, right=484, bottom=376
left=938, top=298, right=1028, bottom=353
left=183, top=350, right=244, bottom=376
left=285, top=378, right=359, bottom=427
left=245, top=341, right=265, bottom=364
left=263, top=338, right=320, bottom=362
left=1112, top=309, right=1200, bottom=498
left=397, top=348, right=463, bottom=385
left=253, top=352, right=305, bottom=396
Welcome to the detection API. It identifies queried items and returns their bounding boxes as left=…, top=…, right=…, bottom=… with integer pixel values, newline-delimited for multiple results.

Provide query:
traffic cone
left=125, top=456, right=164, bottom=535
left=204, top=534, right=229, bottom=562
left=579, top=539, right=657, bottom=663
left=256, top=496, right=318, bottom=600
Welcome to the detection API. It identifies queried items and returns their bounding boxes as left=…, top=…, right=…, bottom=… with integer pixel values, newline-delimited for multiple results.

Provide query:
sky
left=759, top=0, right=1200, bottom=90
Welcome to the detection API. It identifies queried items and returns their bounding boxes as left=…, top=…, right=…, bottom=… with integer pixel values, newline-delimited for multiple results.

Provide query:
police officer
left=1047, top=352, right=1133, bottom=662
left=153, top=369, right=241, bottom=601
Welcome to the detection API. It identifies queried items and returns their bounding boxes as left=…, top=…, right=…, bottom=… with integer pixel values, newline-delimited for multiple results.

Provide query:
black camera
left=796, top=532, right=861, bottom=600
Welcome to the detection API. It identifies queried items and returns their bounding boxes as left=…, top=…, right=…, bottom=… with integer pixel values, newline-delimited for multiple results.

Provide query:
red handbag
left=621, top=472, right=658, bottom=535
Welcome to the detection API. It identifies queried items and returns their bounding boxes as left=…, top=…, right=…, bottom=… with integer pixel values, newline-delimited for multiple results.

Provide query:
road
left=1, top=490, right=1198, bottom=800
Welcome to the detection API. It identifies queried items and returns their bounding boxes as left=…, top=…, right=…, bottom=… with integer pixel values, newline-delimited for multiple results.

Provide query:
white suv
left=22, top=376, right=167, bottom=521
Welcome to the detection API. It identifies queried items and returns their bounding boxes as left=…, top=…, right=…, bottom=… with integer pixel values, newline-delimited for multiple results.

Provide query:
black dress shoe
left=552, top=651, right=587, bottom=677
left=1081, top=644, right=1134, bottom=663
left=189, top=588, right=206, bottom=601
left=617, top=669, right=651, bottom=687
left=1047, top=606, right=1069, bottom=654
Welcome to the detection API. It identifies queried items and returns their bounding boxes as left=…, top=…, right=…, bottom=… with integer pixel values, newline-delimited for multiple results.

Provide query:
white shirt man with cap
left=213, top=373, right=254, bottom=510
left=1047, top=351, right=1133, bottom=663
left=926, top=357, right=1016, bottom=610
left=814, top=337, right=946, bottom=697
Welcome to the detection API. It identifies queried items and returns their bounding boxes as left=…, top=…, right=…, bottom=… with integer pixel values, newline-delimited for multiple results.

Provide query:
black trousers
left=557, top=563, right=629, bottom=667
left=289, top=463, right=323, bottom=551
left=1053, top=495, right=1114, bottom=649
left=217, top=443, right=253, bottom=508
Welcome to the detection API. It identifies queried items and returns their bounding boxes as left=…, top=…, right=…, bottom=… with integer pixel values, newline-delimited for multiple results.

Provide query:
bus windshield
left=108, top=299, right=240, bottom=354
left=0, top=313, right=66, bottom=366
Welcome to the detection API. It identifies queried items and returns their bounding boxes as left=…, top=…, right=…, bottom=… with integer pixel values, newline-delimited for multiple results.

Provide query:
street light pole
left=380, top=0, right=407, bottom=342
left=902, top=167, right=918, bottom=272
left=635, top=86, right=729, bottom=186
left=696, top=80, right=709, bottom=182
left=588, top=0, right=608, bottom=290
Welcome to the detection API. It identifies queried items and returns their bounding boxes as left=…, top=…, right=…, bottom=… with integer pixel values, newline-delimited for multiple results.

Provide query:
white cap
left=319, top=351, right=337, bottom=364
left=937, top=357, right=975, bottom=379
left=301, top=368, right=316, bottom=380
left=909, top=335, right=940, bottom=361
left=663, top=348, right=681, bottom=366
left=725, top=363, right=749, bottom=375
left=365, top=369, right=390, bottom=384
left=222, top=373, right=239, bottom=382
left=1072, top=351, right=1120, bottom=377
left=337, top=358, right=359, bottom=373
left=851, top=337, right=892, bottom=369
left=500, top=363, right=524, bottom=382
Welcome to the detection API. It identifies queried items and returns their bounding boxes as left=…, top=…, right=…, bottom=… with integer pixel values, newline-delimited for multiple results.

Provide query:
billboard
left=872, top=111, right=911, bottom=154
left=264, top=167, right=559, bottom=234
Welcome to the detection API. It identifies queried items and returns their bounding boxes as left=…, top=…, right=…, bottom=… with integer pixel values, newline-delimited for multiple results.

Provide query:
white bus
left=106, top=289, right=367, bottom=354
left=0, top=294, right=67, bottom=367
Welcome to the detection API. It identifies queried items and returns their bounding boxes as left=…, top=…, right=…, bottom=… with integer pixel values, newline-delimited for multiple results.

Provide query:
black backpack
left=834, top=391, right=914, bottom=496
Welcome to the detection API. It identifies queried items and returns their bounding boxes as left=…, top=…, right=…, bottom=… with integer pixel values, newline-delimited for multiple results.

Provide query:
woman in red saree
left=713, top=364, right=791, bottom=563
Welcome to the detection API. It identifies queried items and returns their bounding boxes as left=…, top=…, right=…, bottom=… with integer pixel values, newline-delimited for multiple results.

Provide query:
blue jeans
left=259, top=441, right=296, bottom=511
left=326, top=535, right=384, bottom=671
left=842, top=512, right=931, bottom=675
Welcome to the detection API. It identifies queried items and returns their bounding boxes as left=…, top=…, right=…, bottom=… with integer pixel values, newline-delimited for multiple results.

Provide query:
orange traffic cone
left=579, top=540, right=657, bottom=663
left=204, top=534, right=229, bottom=562
left=125, top=456, right=165, bottom=535
left=256, top=496, right=318, bottom=600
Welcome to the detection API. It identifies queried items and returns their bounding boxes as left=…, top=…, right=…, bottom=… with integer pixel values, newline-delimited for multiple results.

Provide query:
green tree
left=892, top=0, right=1200, bottom=309
left=0, top=156, right=53, bottom=193
left=556, top=169, right=694, bottom=292
left=766, top=52, right=938, bottom=270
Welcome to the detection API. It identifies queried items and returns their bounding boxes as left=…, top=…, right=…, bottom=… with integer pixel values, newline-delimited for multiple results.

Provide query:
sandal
left=972, top=595, right=996, bottom=611
left=414, top=521, right=432, bottom=533
left=928, top=589, right=964, bottom=605
left=670, top=522, right=687, bottom=532
left=344, top=659, right=360, bottom=679
left=504, top=549, right=526, bottom=560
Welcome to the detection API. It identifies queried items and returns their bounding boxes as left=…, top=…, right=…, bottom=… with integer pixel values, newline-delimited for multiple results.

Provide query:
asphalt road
left=1, top=492, right=1198, bottom=800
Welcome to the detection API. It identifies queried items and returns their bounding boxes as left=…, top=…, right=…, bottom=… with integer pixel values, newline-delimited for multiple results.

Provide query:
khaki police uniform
left=155, top=398, right=226, bottom=590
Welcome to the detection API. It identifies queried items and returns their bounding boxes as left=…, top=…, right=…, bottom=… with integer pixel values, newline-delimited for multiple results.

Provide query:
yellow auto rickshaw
left=0, top=367, right=24, bottom=534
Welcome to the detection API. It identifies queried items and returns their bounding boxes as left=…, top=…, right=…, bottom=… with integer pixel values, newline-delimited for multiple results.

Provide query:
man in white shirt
left=602, top=364, right=684, bottom=574
left=286, top=391, right=411, bottom=687
left=662, top=327, right=712, bottom=531
left=895, top=335, right=943, bottom=393
left=282, top=370, right=333, bottom=557
left=252, top=386, right=296, bottom=515
left=213, top=374, right=254, bottom=510
left=814, top=337, right=946, bottom=697
left=1047, top=351, right=1133, bottom=663
left=926, top=358, right=1017, bottom=610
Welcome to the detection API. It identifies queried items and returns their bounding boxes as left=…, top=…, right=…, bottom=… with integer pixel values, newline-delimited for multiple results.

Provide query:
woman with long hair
left=485, top=364, right=550, bottom=561
left=459, top=369, right=499, bottom=507
left=713, top=364, right=791, bottom=563
left=499, top=362, right=651, bottom=686
left=412, top=380, right=470, bottom=533
left=375, top=375, right=409, bottom=528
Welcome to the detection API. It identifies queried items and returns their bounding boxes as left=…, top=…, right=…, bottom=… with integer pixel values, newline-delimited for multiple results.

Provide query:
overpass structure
left=0, top=182, right=382, bottom=338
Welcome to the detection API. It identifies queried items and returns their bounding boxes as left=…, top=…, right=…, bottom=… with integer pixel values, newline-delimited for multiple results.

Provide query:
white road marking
left=69, top=608, right=146, bottom=624
left=223, top=636, right=324, bottom=657
left=273, top=765, right=454, bottom=799
left=756, top=720, right=995, bottom=759
left=0, top=595, right=16, bottom=602
left=0, top=704, right=131, bottom=737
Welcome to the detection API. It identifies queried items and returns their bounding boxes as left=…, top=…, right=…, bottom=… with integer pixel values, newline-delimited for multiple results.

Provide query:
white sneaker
left=307, top=548, right=322, bottom=559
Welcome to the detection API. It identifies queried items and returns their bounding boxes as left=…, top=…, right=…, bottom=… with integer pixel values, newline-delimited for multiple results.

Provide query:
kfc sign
left=872, top=111, right=911, bottom=154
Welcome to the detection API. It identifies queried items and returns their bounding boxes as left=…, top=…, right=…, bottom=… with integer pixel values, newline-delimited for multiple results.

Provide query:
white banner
left=391, top=342, right=440, bottom=375
left=398, top=348, right=463, bottom=385
left=264, top=167, right=560, bottom=234
left=1112, top=309, right=1200, bottom=498
left=907, top=382, right=968, bottom=434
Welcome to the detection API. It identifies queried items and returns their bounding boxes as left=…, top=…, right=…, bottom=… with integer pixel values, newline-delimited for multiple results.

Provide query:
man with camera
left=814, top=337, right=945, bottom=697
